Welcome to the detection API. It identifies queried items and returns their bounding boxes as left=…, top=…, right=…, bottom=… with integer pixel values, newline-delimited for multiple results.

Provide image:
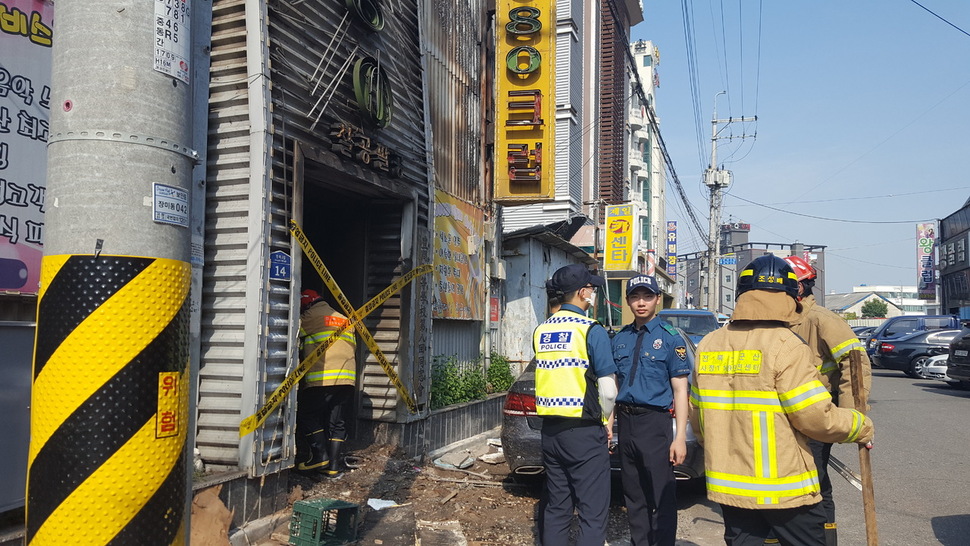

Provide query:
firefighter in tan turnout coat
left=784, top=254, right=872, bottom=545
left=296, top=289, right=357, bottom=478
left=689, top=256, right=874, bottom=546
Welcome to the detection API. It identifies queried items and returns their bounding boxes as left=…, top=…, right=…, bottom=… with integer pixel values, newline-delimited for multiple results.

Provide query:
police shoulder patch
left=675, top=346, right=687, bottom=361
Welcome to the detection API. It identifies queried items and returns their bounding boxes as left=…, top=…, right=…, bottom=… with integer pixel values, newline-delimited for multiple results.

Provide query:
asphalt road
left=667, top=370, right=970, bottom=546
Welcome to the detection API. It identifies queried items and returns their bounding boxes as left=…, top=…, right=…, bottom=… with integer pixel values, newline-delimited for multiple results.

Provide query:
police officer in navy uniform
left=611, top=275, right=691, bottom=546
left=534, top=264, right=618, bottom=546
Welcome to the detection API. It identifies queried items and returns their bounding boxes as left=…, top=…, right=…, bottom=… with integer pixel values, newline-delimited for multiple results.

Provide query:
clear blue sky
left=631, top=1, right=970, bottom=294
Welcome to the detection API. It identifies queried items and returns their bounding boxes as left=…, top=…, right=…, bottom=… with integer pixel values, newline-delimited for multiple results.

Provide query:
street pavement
left=672, top=370, right=970, bottom=545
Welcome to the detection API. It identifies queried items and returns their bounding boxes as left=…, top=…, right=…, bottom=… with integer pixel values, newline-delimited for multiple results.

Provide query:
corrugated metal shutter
left=421, top=0, right=484, bottom=204
left=359, top=203, right=406, bottom=421
left=200, top=0, right=296, bottom=475
left=431, top=320, right=482, bottom=365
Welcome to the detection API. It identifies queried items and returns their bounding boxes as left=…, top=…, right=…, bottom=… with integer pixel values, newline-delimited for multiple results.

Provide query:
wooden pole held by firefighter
left=850, top=350, right=878, bottom=545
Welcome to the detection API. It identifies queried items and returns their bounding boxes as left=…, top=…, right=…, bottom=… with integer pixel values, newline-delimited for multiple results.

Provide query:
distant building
left=940, top=202, right=970, bottom=318
left=677, top=221, right=826, bottom=315
left=851, top=285, right=938, bottom=315
left=824, top=292, right=903, bottom=319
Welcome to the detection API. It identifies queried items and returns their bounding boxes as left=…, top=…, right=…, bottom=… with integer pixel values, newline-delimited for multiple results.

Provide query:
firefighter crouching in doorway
left=296, top=289, right=357, bottom=478
left=690, top=256, right=874, bottom=546
left=784, top=255, right=872, bottom=546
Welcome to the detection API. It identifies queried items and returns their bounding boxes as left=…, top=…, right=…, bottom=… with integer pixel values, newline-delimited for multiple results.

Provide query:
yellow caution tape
left=291, top=220, right=421, bottom=414
left=239, top=261, right=431, bottom=436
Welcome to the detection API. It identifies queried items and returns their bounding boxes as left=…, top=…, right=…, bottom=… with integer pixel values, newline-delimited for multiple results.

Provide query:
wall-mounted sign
left=605, top=204, right=635, bottom=271
left=666, top=221, right=677, bottom=276
left=0, top=0, right=53, bottom=293
left=269, top=250, right=291, bottom=281
left=917, top=222, right=937, bottom=301
left=153, top=183, right=189, bottom=227
left=345, top=0, right=384, bottom=32
left=329, top=122, right=401, bottom=177
left=432, top=189, right=484, bottom=320
left=493, top=0, right=556, bottom=204
left=353, top=56, right=392, bottom=128
left=153, top=0, right=191, bottom=84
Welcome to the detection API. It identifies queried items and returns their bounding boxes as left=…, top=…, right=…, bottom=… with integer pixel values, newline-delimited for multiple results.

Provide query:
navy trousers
left=720, top=502, right=826, bottom=546
left=618, top=409, right=677, bottom=546
left=808, top=439, right=835, bottom=524
left=539, top=419, right=611, bottom=546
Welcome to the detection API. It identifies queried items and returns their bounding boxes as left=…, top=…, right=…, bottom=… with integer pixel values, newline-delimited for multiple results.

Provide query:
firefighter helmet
left=783, top=255, right=817, bottom=282
left=301, top=289, right=323, bottom=312
left=737, top=255, right=799, bottom=300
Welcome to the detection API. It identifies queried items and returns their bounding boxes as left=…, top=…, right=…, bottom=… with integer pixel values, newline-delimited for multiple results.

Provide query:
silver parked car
left=921, top=354, right=961, bottom=386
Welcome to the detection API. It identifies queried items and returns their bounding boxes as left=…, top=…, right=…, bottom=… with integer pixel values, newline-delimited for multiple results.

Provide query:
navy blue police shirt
left=611, top=316, right=691, bottom=408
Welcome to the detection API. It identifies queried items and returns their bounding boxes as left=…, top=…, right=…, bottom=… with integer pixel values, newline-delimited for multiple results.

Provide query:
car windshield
left=660, top=314, right=719, bottom=337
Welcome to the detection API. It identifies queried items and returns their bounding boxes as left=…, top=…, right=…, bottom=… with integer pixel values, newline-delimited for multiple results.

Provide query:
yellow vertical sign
left=494, top=0, right=556, bottom=204
left=605, top=204, right=635, bottom=271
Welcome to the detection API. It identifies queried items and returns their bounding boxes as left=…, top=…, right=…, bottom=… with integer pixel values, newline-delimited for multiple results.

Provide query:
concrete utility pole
left=704, top=92, right=755, bottom=312
left=27, top=1, right=207, bottom=544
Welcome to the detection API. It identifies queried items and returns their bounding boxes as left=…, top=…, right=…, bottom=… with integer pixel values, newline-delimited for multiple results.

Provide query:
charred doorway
left=299, top=153, right=414, bottom=434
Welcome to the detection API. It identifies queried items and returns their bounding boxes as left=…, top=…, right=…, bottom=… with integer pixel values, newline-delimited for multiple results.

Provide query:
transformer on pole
left=704, top=92, right=754, bottom=313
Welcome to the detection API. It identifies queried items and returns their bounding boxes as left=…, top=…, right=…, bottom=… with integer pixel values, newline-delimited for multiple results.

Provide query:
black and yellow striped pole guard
left=26, top=254, right=191, bottom=545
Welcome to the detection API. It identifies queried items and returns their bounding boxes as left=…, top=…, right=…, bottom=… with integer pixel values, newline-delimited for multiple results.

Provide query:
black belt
left=617, top=403, right=668, bottom=415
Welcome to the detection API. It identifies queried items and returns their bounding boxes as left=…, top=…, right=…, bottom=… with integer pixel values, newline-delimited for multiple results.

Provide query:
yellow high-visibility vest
left=533, top=310, right=603, bottom=422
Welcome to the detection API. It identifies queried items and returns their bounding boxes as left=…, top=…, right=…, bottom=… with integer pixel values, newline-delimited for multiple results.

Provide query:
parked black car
left=946, top=326, right=970, bottom=388
left=501, top=342, right=704, bottom=481
left=865, top=315, right=960, bottom=357
left=871, top=329, right=961, bottom=378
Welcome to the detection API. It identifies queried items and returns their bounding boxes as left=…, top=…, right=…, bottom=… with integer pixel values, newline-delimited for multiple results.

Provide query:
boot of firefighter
left=324, top=439, right=346, bottom=478
left=296, top=431, right=330, bottom=471
left=824, top=523, right=838, bottom=546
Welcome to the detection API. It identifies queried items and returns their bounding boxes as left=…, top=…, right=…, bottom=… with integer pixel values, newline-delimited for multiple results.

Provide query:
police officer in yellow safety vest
left=784, top=255, right=872, bottom=546
left=689, top=256, right=874, bottom=546
left=534, top=264, right=618, bottom=546
left=296, top=289, right=357, bottom=478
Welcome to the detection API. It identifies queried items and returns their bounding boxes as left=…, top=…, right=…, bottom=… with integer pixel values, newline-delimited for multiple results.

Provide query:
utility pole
left=27, top=1, right=209, bottom=544
left=704, top=92, right=755, bottom=312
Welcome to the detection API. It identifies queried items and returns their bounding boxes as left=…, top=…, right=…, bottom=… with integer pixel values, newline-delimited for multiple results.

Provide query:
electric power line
left=728, top=193, right=936, bottom=224
left=908, top=0, right=970, bottom=38
left=729, top=186, right=970, bottom=207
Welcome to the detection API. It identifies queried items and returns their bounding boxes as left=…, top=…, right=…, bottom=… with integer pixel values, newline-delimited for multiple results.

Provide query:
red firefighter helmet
left=301, top=289, right=322, bottom=311
left=783, top=255, right=817, bottom=282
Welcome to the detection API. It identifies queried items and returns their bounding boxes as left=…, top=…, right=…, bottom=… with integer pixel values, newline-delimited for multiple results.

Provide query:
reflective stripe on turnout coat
left=690, top=314, right=872, bottom=509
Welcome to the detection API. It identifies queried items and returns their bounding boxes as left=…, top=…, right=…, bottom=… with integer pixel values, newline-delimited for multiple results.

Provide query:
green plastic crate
left=288, top=498, right=359, bottom=546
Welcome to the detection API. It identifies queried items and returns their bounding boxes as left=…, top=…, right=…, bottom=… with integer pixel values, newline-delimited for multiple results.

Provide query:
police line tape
left=290, top=220, right=420, bottom=413
left=239, top=260, right=431, bottom=437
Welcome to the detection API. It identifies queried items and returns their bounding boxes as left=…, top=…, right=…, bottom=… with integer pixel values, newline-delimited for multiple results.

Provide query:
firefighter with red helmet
left=784, top=255, right=872, bottom=546
left=295, top=289, right=358, bottom=477
left=690, top=255, right=873, bottom=546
